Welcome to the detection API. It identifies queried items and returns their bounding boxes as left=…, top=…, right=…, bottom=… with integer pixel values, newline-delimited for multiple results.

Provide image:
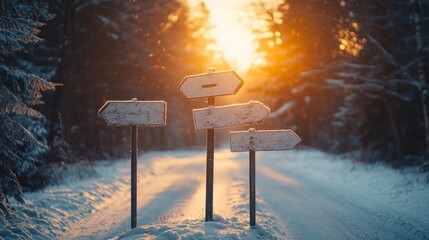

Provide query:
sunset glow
left=209, top=15, right=255, bottom=73
left=189, top=0, right=259, bottom=73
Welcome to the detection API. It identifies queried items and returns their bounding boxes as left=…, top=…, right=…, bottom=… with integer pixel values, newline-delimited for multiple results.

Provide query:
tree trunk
left=382, top=96, right=403, bottom=161
left=60, top=0, right=76, bottom=142
left=413, top=0, right=429, bottom=158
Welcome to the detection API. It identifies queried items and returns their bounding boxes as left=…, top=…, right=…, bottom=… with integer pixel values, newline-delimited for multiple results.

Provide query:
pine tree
left=250, top=0, right=346, bottom=149
left=0, top=0, right=54, bottom=215
left=252, top=0, right=429, bottom=165
left=332, top=0, right=429, bottom=164
left=413, top=0, right=429, bottom=159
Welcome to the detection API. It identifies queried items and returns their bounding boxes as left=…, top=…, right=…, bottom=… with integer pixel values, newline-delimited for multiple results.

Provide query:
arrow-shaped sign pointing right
left=193, top=101, right=270, bottom=130
left=230, top=129, right=301, bottom=152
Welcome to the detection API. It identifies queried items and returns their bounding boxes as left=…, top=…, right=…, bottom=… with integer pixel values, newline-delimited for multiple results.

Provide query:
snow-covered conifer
left=0, top=0, right=54, bottom=215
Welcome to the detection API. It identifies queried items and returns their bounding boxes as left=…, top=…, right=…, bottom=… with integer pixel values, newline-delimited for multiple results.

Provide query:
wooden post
left=249, top=149, right=256, bottom=227
left=205, top=67, right=216, bottom=221
left=249, top=135, right=256, bottom=227
left=131, top=125, right=138, bottom=228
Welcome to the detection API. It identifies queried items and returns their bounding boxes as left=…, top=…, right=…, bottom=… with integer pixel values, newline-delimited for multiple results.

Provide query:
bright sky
left=188, top=0, right=257, bottom=73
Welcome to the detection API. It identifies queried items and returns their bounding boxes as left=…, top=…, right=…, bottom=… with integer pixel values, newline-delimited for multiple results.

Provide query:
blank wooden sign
left=178, top=70, right=244, bottom=100
left=98, top=100, right=166, bottom=126
left=230, top=129, right=301, bottom=152
left=193, top=101, right=270, bottom=130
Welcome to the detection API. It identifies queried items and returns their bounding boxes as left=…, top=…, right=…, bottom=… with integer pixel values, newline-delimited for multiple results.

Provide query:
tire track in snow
left=61, top=150, right=293, bottom=239
left=169, top=149, right=243, bottom=221
left=66, top=152, right=206, bottom=239
left=253, top=154, right=429, bottom=240
left=66, top=150, right=250, bottom=239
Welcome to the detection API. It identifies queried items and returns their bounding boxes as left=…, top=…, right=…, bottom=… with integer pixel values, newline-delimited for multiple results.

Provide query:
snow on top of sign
left=206, top=100, right=268, bottom=109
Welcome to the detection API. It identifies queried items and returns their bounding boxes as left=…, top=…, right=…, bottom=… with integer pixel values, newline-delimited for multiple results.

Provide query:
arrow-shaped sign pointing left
left=97, top=99, right=167, bottom=229
left=193, top=101, right=270, bottom=130
left=98, top=100, right=166, bottom=126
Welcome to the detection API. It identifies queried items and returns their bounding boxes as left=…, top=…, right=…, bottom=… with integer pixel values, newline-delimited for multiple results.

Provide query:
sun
left=210, top=18, right=256, bottom=74
left=189, top=0, right=258, bottom=74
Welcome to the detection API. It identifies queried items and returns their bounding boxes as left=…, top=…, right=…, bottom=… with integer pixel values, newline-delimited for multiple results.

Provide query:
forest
left=1, top=0, right=428, bottom=217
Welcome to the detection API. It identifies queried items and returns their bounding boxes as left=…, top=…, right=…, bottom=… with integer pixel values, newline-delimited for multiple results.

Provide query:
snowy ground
left=1, top=148, right=429, bottom=239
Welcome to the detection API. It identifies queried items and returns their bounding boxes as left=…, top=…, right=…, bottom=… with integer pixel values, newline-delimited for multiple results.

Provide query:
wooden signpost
left=178, top=68, right=245, bottom=221
left=193, top=101, right=270, bottom=130
left=230, top=129, right=301, bottom=151
left=98, top=100, right=166, bottom=126
left=98, top=98, right=166, bottom=229
left=230, top=128, right=301, bottom=227
left=178, top=70, right=244, bottom=100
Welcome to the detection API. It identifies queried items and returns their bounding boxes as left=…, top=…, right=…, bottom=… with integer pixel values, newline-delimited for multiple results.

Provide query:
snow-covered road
left=1, top=148, right=428, bottom=239
left=256, top=152, right=429, bottom=239
left=67, top=150, right=243, bottom=239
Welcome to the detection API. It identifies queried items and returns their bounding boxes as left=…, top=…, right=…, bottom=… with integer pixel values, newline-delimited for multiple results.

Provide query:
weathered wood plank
left=230, top=129, right=301, bottom=152
left=98, top=100, right=166, bottom=126
left=193, top=101, right=269, bottom=130
left=178, top=70, right=244, bottom=100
